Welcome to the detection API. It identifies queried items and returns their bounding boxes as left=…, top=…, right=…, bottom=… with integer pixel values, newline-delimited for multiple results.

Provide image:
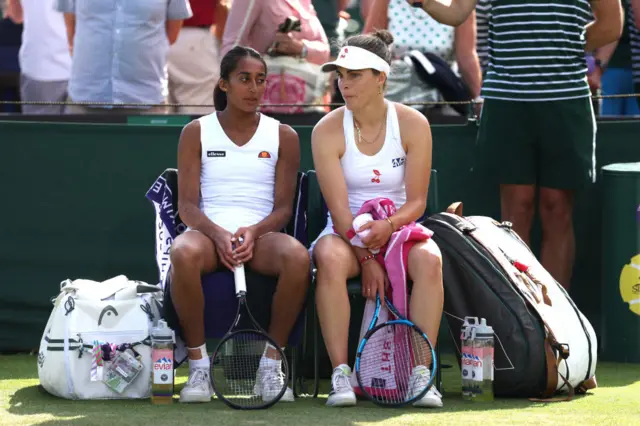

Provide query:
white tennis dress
left=197, top=112, right=280, bottom=233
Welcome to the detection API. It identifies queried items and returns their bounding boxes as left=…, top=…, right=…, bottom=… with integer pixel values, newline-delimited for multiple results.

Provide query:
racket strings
left=211, top=331, right=284, bottom=408
left=358, top=323, right=433, bottom=405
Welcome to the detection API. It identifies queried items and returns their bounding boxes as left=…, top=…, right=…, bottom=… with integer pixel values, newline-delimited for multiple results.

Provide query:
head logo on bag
left=619, top=255, right=640, bottom=315
left=98, top=306, right=119, bottom=327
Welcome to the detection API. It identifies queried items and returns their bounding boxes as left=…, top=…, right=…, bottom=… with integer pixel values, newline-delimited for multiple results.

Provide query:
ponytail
left=213, top=84, right=227, bottom=111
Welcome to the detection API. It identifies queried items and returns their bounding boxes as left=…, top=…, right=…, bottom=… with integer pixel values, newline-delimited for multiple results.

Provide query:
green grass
left=1, top=354, right=639, bottom=426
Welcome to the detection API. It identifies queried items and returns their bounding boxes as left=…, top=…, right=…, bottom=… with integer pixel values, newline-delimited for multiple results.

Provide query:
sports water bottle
left=473, top=318, right=495, bottom=402
left=151, top=320, right=175, bottom=404
left=460, top=317, right=478, bottom=400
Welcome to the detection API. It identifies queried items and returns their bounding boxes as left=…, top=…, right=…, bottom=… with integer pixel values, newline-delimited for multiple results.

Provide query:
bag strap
left=528, top=326, right=574, bottom=402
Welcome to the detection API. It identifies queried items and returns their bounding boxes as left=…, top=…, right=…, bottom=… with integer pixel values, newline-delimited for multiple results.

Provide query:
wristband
left=359, top=254, right=376, bottom=264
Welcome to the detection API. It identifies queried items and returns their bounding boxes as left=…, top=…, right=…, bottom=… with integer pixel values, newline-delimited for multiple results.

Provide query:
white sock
left=187, top=343, right=210, bottom=371
left=189, top=356, right=210, bottom=371
left=335, top=364, right=352, bottom=375
left=260, top=343, right=282, bottom=369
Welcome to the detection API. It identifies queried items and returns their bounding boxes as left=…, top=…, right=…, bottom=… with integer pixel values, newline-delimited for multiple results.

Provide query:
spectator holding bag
left=221, top=0, right=331, bottom=114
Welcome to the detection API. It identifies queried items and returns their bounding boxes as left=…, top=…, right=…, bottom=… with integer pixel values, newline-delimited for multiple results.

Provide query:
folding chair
left=305, top=169, right=442, bottom=397
left=145, top=168, right=309, bottom=396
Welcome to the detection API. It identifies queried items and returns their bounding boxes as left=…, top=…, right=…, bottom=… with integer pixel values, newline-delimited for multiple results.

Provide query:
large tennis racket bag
left=424, top=203, right=598, bottom=399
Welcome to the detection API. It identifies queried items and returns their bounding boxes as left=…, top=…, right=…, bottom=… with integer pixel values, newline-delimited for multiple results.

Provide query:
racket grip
left=234, top=264, right=247, bottom=294
left=412, top=1, right=424, bottom=7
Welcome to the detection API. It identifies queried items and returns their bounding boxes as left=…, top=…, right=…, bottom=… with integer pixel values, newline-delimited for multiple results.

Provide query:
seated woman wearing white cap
left=310, top=30, right=444, bottom=408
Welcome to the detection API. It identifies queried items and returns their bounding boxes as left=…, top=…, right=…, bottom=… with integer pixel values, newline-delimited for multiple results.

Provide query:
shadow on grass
left=5, top=355, right=635, bottom=426
left=7, top=382, right=580, bottom=426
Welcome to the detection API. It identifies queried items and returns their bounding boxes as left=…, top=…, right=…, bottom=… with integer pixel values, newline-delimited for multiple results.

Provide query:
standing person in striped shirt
left=413, top=0, right=623, bottom=289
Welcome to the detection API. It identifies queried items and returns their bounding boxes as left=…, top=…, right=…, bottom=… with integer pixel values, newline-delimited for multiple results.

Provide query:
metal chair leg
left=291, top=346, right=298, bottom=398
left=313, top=294, right=320, bottom=398
left=435, top=341, right=443, bottom=393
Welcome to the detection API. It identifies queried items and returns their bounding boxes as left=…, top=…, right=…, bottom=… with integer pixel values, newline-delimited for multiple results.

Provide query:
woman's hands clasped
left=210, top=226, right=257, bottom=270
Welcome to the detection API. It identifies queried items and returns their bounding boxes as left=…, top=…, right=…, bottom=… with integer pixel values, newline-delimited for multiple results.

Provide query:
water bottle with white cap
left=473, top=318, right=495, bottom=402
left=460, top=317, right=478, bottom=400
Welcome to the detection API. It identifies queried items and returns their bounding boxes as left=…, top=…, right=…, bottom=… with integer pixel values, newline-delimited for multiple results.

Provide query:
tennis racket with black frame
left=210, top=245, right=289, bottom=410
left=355, top=294, right=437, bottom=407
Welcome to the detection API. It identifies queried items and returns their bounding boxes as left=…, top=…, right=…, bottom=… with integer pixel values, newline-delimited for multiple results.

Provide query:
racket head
left=355, top=319, right=437, bottom=407
left=210, top=328, right=289, bottom=410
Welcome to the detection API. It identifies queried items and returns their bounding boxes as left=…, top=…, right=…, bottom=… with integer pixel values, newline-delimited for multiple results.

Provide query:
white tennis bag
left=37, top=275, right=163, bottom=400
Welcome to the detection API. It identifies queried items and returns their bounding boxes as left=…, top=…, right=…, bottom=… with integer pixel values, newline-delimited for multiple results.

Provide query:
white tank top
left=198, top=112, right=280, bottom=233
left=327, top=101, right=407, bottom=227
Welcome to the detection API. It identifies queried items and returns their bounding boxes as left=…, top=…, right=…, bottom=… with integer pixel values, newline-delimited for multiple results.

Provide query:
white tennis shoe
left=326, top=364, right=357, bottom=407
left=254, top=359, right=295, bottom=403
left=408, top=365, right=443, bottom=408
left=179, top=367, right=213, bottom=403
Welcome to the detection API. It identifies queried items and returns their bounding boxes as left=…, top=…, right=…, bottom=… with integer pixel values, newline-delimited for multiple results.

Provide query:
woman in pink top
left=221, top=0, right=330, bottom=66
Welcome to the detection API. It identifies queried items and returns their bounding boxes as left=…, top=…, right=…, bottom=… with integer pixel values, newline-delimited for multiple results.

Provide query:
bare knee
left=281, top=240, right=311, bottom=274
left=170, top=238, right=206, bottom=273
left=501, top=185, right=536, bottom=222
left=539, top=189, right=573, bottom=230
left=313, top=237, right=356, bottom=284
left=408, top=240, right=443, bottom=288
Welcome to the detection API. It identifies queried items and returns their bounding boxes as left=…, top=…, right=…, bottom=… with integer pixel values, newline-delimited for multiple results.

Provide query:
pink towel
left=346, top=197, right=433, bottom=317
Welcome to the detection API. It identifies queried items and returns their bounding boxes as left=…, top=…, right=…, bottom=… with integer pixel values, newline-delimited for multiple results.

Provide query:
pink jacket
left=221, top=0, right=330, bottom=66
left=347, top=197, right=434, bottom=317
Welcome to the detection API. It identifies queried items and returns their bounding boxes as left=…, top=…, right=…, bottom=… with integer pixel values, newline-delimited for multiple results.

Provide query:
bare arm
left=421, top=0, right=477, bottom=27
left=63, top=13, right=76, bottom=55
left=454, top=10, right=482, bottom=98
left=312, top=112, right=371, bottom=260
left=5, top=0, right=23, bottom=24
left=177, top=121, right=227, bottom=240
left=165, top=19, right=183, bottom=45
left=249, top=124, right=301, bottom=237
left=633, top=0, right=640, bottom=29
left=594, top=40, right=619, bottom=70
left=387, top=104, right=432, bottom=230
left=221, top=0, right=260, bottom=57
left=586, top=0, right=623, bottom=52
left=363, top=0, right=389, bottom=34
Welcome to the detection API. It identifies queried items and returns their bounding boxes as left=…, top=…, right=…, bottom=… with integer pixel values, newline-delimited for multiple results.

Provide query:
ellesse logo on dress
left=207, top=151, right=226, bottom=157
left=258, top=151, right=271, bottom=159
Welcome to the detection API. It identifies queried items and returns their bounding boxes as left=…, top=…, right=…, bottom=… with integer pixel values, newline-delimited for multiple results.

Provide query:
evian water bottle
left=151, top=320, right=175, bottom=404
left=473, top=318, right=494, bottom=402
left=460, top=317, right=478, bottom=400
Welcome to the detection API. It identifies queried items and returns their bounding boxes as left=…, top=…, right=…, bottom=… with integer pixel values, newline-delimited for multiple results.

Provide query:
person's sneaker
left=408, top=365, right=443, bottom=408
left=254, top=360, right=295, bottom=403
left=179, top=367, right=213, bottom=403
left=326, top=364, right=357, bottom=407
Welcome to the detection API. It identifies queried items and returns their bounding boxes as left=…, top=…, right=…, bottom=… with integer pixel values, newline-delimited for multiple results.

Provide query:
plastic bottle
left=460, top=317, right=478, bottom=400
left=151, top=320, right=175, bottom=404
left=472, top=318, right=494, bottom=402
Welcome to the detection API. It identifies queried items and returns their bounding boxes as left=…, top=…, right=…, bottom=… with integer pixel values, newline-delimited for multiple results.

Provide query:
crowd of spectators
left=0, top=0, right=639, bottom=116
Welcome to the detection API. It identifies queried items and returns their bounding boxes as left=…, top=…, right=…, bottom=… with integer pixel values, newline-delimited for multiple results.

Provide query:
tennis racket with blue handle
left=355, top=294, right=437, bottom=406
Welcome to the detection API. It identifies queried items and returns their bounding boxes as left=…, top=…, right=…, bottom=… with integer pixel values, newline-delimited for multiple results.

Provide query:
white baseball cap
left=321, top=46, right=391, bottom=75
